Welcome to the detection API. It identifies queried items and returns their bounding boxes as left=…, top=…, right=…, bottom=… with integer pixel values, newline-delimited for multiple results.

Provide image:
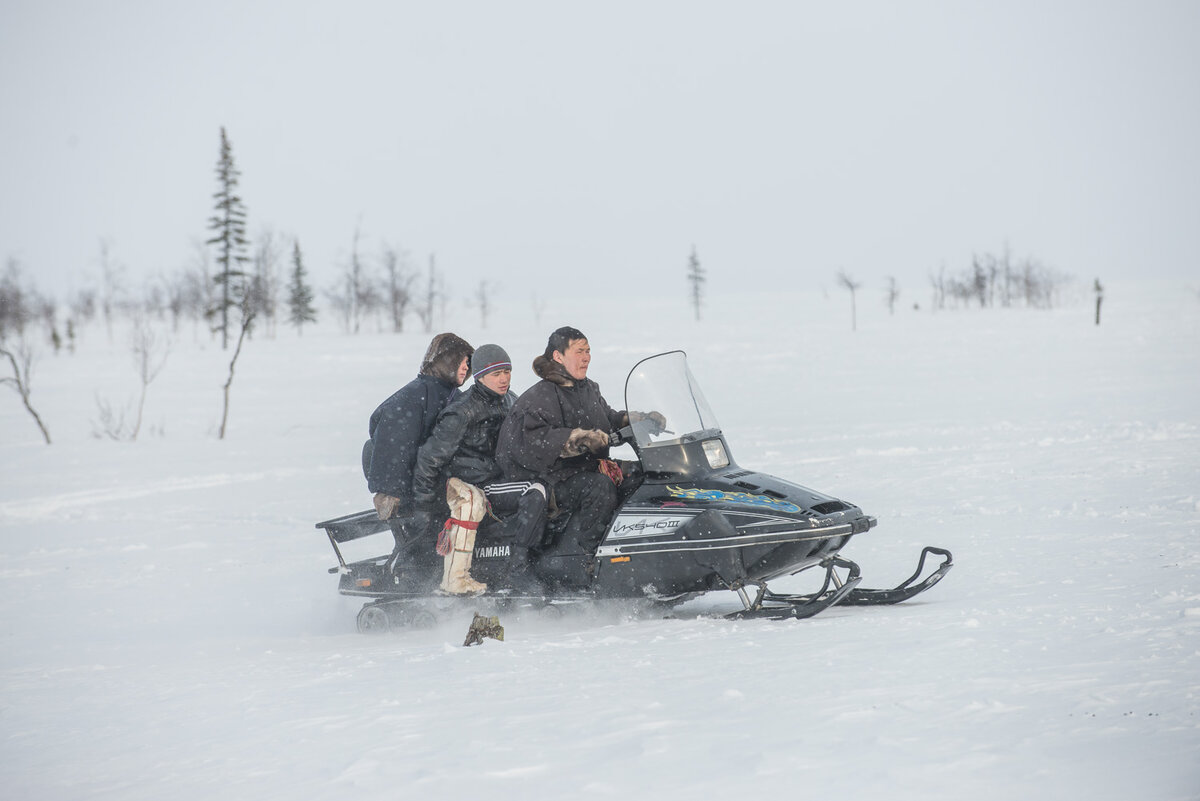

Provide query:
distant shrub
left=929, top=248, right=1072, bottom=311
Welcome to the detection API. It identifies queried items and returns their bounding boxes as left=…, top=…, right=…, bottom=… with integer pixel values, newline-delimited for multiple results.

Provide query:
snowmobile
left=316, top=350, right=952, bottom=633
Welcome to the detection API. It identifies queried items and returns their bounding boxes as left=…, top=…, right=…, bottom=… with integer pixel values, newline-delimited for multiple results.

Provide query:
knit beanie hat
left=471, top=344, right=512, bottom=381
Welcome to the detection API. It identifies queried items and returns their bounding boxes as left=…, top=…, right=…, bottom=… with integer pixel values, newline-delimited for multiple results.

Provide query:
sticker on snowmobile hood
left=609, top=513, right=691, bottom=539
left=665, top=485, right=802, bottom=514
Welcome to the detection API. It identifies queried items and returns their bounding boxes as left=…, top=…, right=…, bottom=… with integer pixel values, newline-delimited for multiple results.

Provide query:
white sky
left=2, top=0, right=1197, bottom=302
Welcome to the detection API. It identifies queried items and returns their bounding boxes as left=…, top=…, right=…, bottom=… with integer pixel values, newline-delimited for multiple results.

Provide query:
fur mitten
left=562, top=428, right=610, bottom=457
left=373, top=493, right=400, bottom=520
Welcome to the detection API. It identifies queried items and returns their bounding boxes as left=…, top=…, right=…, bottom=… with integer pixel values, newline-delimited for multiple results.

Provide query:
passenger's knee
left=518, top=484, right=548, bottom=514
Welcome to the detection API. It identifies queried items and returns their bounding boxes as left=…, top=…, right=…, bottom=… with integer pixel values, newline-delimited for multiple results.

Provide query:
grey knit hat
left=471, top=344, right=512, bottom=381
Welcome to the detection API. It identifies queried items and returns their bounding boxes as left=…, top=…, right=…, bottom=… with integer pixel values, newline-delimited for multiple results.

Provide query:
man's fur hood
left=532, top=354, right=577, bottom=388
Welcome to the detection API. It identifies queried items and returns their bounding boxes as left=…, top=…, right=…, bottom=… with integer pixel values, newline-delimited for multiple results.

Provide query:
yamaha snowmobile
left=316, top=350, right=952, bottom=633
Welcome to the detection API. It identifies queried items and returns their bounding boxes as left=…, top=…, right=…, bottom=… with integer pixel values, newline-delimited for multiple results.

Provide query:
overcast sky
left=2, top=0, right=1197, bottom=303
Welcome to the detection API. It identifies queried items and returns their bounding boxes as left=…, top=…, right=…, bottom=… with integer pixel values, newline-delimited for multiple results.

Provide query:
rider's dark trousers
left=549, top=470, right=618, bottom=556
left=483, top=480, right=547, bottom=550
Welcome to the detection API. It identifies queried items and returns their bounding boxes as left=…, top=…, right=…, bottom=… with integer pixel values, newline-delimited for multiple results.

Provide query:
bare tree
left=971, top=255, right=989, bottom=308
left=1094, top=278, right=1104, bottom=326
left=219, top=280, right=258, bottom=439
left=324, top=277, right=352, bottom=333
left=348, top=226, right=364, bottom=332
left=92, top=393, right=131, bottom=441
left=986, top=255, right=999, bottom=308
left=475, top=280, right=493, bottom=329
left=929, top=265, right=947, bottom=311
left=332, top=225, right=383, bottom=333
left=531, top=294, right=547, bottom=326
left=435, top=264, right=448, bottom=329
left=92, top=315, right=172, bottom=440
left=130, top=316, right=170, bottom=439
left=163, top=271, right=187, bottom=332
left=1, top=338, right=51, bottom=444
left=68, top=287, right=97, bottom=330
left=326, top=229, right=364, bottom=333
left=836, top=269, right=861, bottom=331
left=140, top=281, right=167, bottom=322
left=686, top=246, right=705, bottom=321
left=884, top=276, right=900, bottom=316
left=188, top=238, right=215, bottom=330
left=999, top=248, right=1015, bottom=307
left=253, top=227, right=284, bottom=338
left=415, top=255, right=441, bottom=334
left=98, top=238, right=125, bottom=342
left=1, top=258, right=33, bottom=338
left=1017, top=256, right=1071, bottom=309
left=1, top=261, right=58, bottom=356
left=380, top=245, right=414, bottom=333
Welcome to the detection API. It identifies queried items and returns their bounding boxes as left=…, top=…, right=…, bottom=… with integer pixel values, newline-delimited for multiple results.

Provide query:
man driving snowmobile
left=495, top=327, right=627, bottom=588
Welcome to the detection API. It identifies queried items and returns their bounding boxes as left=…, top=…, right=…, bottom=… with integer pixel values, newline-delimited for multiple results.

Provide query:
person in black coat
left=365, top=332, right=473, bottom=579
left=495, top=326, right=626, bottom=587
left=412, top=343, right=516, bottom=505
left=412, top=344, right=548, bottom=587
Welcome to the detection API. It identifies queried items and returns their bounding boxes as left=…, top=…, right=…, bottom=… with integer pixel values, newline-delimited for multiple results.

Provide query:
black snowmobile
left=316, top=350, right=952, bottom=633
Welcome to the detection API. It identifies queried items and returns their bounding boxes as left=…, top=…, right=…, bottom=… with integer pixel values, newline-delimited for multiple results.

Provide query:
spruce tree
left=287, top=241, right=318, bottom=334
left=206, top=127, right=250, bottom=349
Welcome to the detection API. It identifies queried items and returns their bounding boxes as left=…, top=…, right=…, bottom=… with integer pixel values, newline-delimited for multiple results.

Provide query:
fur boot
left=439, top=477, right=488, bottom=595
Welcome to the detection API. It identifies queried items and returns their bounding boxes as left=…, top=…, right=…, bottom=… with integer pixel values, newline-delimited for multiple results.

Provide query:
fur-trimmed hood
left=532, top=354, right=577, bottom=387
left=420, top=333, right=474, bottom=385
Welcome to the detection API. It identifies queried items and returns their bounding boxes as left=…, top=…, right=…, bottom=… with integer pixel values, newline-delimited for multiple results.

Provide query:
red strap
left=436, top=517, right=480, bottom=556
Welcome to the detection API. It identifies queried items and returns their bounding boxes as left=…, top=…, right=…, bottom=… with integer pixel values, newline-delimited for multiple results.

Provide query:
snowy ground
left=2, top=283, right=1199, bottom=800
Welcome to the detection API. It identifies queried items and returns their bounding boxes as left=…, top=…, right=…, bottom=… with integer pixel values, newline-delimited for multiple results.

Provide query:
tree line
left=926, top=247, right=1072, bottom=311
left=2, top=125, right=1084, bottom=442
left=0, top=127, right=487, bottom=444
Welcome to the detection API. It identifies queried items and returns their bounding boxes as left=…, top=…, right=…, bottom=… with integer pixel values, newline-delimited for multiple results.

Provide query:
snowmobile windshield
left=622, top=351, right=721, bottom=449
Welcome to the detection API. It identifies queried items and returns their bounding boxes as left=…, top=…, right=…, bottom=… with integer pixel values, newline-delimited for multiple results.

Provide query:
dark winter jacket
left=496, top=356, right=625, bottom=487
left=411, top=382, right=516, bottom=508
left=366, top=374, right=460, bottom=508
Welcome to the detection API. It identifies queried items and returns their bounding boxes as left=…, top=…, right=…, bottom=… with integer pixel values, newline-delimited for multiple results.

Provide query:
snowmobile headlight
left=702, top=439, right=729, bottom=469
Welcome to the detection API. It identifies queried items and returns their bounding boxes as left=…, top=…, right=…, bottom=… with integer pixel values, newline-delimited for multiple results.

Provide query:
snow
left=3, top=283, right=1199, bottom=800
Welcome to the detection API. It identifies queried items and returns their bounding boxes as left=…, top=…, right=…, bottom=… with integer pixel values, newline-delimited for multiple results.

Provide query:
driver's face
left=456, top=357, right=470, bottom=386
left=554, top=338, right=591, bottom=381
